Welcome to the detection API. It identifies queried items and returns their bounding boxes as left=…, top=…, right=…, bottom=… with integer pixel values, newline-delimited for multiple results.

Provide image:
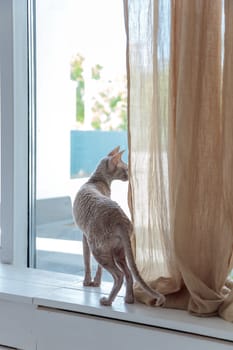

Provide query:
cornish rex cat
left=73, top=146, right=165, bottom=307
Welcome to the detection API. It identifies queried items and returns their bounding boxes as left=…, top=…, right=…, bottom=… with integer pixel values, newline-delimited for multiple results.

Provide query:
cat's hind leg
left=94, top=254, right=124, bottom=306
left=114, top=249, right=134, bottom=304
left=83, top=235, right=102, bottom=287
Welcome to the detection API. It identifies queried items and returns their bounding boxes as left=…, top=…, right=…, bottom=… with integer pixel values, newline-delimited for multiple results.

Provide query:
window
left=1, top=1, right=232, bottom=343
left=29, top=0, right=129, bottom=280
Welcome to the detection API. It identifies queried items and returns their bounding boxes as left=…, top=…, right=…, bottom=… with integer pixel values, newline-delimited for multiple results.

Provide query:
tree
left=91, top=82, right=127, bottom=130
left=70, top=54, right=85, bottom=124
left=70, top=53, right=127, bottom=131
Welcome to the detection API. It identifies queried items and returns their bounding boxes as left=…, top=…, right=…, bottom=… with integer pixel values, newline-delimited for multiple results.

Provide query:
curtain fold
left=125, top=0, right=233, bottom=322
left=124, top=0, right=175, bottom=282
left=219, top=0, right=233, bottom=321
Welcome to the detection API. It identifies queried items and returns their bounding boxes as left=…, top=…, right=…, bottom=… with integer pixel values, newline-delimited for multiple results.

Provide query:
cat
left=73, top=146, right=165, bottom=307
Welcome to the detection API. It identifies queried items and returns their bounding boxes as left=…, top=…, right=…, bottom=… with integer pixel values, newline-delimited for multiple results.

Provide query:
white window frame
left=0, top=0, right=28, bottom=266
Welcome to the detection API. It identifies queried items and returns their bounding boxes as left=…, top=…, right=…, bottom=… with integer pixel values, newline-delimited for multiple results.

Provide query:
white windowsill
left=0, top=264, right=232, bottom=343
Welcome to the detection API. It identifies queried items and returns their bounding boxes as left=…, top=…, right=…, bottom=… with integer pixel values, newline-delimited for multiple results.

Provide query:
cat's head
left=107, top=146, right=128, bottom=181
left=96, top=146, right=128, bottom=182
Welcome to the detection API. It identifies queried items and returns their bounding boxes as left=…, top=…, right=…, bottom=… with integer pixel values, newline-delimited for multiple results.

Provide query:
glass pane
left=34, top=0, right=128, bottom=281
left=0, top=83, right=1, bottom=246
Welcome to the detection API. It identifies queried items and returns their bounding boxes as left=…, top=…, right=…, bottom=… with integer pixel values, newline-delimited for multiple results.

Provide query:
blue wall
left=70, top=130, right=128, bottom=178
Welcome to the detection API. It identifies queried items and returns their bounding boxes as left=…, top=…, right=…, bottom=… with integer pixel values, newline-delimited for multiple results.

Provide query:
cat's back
left=73, top=182, right=110, bottom=227
left=73, top=182, right=131, bottom=234
left=73, top=182, right=101, bottom=221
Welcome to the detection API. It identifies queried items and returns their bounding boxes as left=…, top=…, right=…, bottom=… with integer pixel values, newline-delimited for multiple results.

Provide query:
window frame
left=0, top=0, right=28, bottom=266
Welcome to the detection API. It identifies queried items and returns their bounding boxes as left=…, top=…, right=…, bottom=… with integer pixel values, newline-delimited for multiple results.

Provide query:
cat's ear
left=108, top=146, right=120, bottom=157
left=108, top=150, right=125, bottom=170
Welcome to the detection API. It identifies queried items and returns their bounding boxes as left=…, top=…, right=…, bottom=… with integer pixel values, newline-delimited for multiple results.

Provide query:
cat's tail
left=117, top=226, right=166, bottom=307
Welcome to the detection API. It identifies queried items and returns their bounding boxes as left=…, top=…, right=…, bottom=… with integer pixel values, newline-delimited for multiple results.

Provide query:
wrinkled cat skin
left=73, top=146, right=165, bottom=307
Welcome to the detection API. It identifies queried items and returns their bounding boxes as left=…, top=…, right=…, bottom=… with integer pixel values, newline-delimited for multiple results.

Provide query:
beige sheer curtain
left=124, top=0, right=233, bottom=322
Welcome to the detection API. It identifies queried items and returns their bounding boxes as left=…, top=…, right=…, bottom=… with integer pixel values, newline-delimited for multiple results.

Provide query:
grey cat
left=73, top=146, right=165, bottom=307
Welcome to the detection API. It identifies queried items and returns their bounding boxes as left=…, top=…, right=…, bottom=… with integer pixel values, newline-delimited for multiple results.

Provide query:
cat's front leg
left=93, top=264, right=102, bottom=287
left=83, top=234, right=92, bottom=286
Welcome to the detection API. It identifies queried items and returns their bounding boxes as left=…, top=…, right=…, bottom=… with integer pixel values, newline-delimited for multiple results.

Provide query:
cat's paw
left=124, top=294, right=134, bottom=304
left=83, top=280, right=100, bottom=287
left=100, top=297, right=112, bottom=306
left=83, top=278, right=94, bottom=287
left=91, top=280, right=101, bottom=287
left=155, top=294, right=166, bottom=307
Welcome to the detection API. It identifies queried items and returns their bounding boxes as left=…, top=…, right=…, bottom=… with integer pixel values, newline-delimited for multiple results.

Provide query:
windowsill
left=0, top=264, right=232, bottom=342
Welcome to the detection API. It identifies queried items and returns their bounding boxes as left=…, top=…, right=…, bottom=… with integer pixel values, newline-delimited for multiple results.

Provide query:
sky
left=36, top=0, right=126, bottom=79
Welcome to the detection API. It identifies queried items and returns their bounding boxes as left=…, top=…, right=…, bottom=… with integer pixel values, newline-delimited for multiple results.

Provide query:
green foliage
left=76, top=84, right=85, bottom=123
left=109, top=95, right=122, bottom=109
left=119, top=108, right=127, bottom=130
left=91, top=64, right=103, bottom=80
left=70, top=54, right=85, bottom=124
left=91, top=85, right=127, bottom=131
left=70, top=54, right=85, bottom=82
left=70, top=52, right=127, bottom=130
left=91, top=117, right=101, bottom=130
